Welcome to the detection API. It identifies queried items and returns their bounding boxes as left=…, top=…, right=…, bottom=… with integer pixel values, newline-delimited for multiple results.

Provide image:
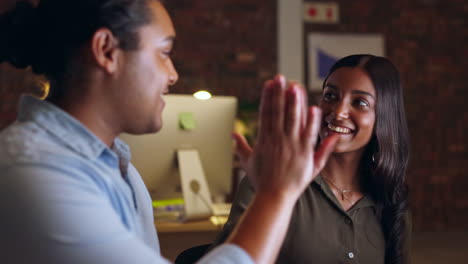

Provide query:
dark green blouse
left=210, top=176, right=411, bottom=264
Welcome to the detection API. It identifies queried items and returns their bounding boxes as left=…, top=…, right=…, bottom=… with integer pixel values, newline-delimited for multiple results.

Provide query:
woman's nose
left=333, top=101, right=349, bottom=120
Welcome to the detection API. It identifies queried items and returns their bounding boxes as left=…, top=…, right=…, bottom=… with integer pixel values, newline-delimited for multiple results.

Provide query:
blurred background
left=1, top=0, right=467, bottom=263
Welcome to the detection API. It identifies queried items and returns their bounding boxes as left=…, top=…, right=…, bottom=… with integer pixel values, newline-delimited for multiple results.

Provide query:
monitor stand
left=177, top=149, right=213, bottom=220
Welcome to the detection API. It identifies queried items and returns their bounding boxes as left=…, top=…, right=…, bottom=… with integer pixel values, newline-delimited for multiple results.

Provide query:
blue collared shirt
left=0, top=96, right=253, bottom=264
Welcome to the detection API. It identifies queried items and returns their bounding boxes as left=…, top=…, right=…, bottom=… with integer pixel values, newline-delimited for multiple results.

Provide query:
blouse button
left=348, top=252, right=355, bottom=259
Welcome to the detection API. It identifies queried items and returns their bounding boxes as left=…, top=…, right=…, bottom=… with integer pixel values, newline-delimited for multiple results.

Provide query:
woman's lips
left=327, top=123, right=353, bottom=134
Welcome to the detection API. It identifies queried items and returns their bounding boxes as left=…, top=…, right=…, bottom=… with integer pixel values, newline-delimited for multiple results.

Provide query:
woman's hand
left=232, top=132, right=252, bottom=171
left=244, top=75, right=338, bottom=201
left=232, top=77, right=308, bottom=171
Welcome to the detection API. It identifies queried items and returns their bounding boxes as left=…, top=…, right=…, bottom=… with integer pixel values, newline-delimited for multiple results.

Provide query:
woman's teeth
left=328, top=123, right=351, bottom=134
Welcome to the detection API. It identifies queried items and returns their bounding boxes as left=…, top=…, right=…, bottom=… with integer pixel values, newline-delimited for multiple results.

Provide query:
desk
left=156, top=217, right=228, bottom=261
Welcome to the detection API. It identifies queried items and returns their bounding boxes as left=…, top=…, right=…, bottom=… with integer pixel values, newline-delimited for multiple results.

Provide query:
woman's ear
left=91, top=28, right=121, bottom=74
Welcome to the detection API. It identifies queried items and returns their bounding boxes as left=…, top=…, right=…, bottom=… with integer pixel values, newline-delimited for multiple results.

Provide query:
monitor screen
left=120, top=94, right=237, bottom=202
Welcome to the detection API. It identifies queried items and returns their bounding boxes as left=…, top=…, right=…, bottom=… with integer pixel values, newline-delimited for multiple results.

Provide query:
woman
left=210, top=54, right=411, bottom=264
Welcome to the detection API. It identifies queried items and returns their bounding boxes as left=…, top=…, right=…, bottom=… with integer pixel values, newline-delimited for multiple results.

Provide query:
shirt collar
left=17, top=95, right=130, bottom=161
left=313, top=174, right=376, bottom=210
left=112, top=138, right=131, bottom=173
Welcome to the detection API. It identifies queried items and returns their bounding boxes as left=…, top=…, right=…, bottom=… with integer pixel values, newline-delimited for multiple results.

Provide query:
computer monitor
left=119, top=94, right=237, bottom=219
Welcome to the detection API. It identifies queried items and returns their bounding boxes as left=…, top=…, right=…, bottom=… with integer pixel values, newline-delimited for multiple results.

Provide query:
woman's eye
left=355, top=99, right=369, bottom=107
left=322, top=92, right=336, bottom=102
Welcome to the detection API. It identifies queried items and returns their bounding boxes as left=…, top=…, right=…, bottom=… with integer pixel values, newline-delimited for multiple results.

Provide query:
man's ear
left=91, top=28, right=121, bottom=74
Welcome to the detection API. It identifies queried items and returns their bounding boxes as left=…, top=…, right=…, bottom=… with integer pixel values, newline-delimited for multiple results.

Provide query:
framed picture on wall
left=308, top=33, right=385, bottom=91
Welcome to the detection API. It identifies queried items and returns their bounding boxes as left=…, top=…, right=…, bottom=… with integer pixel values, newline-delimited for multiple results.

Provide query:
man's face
left=115, top=1, right=178, bottom=135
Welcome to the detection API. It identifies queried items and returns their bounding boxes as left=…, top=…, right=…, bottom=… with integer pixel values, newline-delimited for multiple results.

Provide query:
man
left=0, top=1, right=337, bottom=263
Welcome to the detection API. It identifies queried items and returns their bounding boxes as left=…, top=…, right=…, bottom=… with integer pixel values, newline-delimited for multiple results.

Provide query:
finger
left=313, top=134, right=339, bottom=176
left=232, top=132, right=253, bottom=161
left=284, top=84, right=301, bottom=137
left=258, top=79, right=274, bottom=140
left=298, top=84, right=308, bottom=130
left=303, top=106, right=323, bottom=148
left=289, top=81, right=308, bottom=131
left=271, top=74, right=287, bottom=133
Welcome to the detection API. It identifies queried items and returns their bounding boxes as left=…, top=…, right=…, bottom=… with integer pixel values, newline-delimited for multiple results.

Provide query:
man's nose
left=168, top=61, right=179, bottom=86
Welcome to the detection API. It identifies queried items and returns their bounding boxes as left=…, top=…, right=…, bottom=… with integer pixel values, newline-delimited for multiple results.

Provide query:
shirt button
left=348, top=252, right=355, bottom=259
left=345, top=218, right=352, bottom=225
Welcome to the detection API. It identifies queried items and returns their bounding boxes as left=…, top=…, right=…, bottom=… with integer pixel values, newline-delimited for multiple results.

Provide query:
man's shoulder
left=0, top=122, right=113, bottom=196
left=0, top=121, right=78, bottom=168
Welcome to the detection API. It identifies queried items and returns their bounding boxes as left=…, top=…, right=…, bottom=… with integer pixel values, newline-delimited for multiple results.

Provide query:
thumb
left=313, top=134, right=339, bottom=177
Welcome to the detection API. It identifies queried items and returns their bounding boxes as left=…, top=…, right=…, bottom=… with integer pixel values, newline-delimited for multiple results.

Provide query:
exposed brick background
left=164, top=0, right=277, bottom=101
left=302, top=0, right=468, bottom=231
left=0, top=0, right=467, bottom=231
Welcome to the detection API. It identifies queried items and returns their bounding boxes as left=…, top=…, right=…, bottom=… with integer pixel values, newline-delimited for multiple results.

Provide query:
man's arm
left=1, top=75, right=336, bottom=264
left=222, top=76, right=338, bottom=263
left=208, top=177, right=254, bottom=249
left=226, top=190, right=296, bottom=263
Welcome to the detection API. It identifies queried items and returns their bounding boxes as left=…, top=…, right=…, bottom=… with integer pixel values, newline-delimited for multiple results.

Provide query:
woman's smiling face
left=319, top=66, right=376, bottom=154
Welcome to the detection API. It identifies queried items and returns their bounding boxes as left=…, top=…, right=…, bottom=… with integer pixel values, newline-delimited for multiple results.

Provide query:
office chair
left=174, top=244, right=211, bottom=264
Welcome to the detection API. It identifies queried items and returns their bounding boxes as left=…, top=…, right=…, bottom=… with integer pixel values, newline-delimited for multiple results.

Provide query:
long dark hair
left=0, top=0, right=154, bottom=99
left=323, top=54, right=410, bottom=264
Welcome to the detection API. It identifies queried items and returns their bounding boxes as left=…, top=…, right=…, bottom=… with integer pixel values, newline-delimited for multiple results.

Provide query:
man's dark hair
left=0, top=0, right=154, bottom=97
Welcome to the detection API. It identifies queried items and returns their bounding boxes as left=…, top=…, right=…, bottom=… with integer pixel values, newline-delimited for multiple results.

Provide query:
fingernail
left=287, top=85, right=296, bottom=95
left=264, top=80, right=274, bottom=89
left=275, top=74, right=286, bottom=88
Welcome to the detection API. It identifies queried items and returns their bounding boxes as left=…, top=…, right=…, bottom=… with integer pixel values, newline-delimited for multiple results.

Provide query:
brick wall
left=169, top=0, right=468, bottom=232
left=0, top=0, right=466, bottom=231
left=164, top=0, right=277, bottom=101
left=315, top=0, right=467, bottom=231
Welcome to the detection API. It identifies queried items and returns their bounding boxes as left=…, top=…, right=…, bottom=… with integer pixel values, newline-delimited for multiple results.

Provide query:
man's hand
left=226, top=75, right=338, bottom=264
left=238, top=75, right=338, bottom=200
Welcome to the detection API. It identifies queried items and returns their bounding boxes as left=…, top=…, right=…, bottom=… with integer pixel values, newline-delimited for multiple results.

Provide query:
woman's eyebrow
left=324, top=83, right=338, bottom=90
left=352, top=90, right=375, bottom=99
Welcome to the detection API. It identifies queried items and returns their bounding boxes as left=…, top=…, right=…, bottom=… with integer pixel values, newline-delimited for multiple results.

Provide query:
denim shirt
left=0, top=96, right=252, bottom=264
